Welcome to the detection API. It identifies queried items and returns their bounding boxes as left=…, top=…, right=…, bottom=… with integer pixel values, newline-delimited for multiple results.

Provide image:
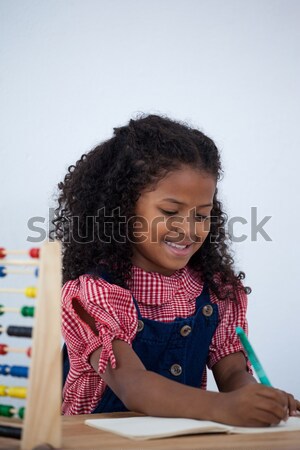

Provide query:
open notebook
left=85, top=416, right=300, bottom=440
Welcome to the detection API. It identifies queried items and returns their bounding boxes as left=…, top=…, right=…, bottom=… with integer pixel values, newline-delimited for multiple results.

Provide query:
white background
left=1, top=0, right=299, bottom=403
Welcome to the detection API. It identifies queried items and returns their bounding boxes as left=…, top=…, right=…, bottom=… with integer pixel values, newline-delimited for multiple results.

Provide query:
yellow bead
left=0, top=385, right=7, bottom=396
left=6, top=386, right=27, bottom=399
left=24, top=286, right=37, bottom=298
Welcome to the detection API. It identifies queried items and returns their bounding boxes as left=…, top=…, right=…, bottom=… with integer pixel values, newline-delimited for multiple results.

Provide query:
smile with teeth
left=164, top=241, right=191, bottom=249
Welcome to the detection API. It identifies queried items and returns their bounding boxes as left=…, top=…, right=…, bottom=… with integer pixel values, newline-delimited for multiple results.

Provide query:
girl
left=54, top=114, right=299, bottom=426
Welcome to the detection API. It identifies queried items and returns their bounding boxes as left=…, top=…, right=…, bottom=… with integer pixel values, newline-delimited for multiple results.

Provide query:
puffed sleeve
left=207, top=287, right=252, bottom=372
left=62, top=275, right=138, bottom=374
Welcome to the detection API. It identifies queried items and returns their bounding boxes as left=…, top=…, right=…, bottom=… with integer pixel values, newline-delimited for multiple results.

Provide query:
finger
left=290, top=398, right=300, bottom=416
left=256, top=398, right=288, bottom=422
left=249, top=408, right=283, bottom=427
left=257, top=387, right=288, bottom=409
left=286, top=394, right=297, bottom=416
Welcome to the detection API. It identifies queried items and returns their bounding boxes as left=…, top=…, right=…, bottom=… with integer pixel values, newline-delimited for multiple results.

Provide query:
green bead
left=21, top=306, right=35, bottom=317
left=18, top=406, right=25, bottom=419
left=0, top=404, right=14, bottom=417
left=0, top=305, right=4, bottom=316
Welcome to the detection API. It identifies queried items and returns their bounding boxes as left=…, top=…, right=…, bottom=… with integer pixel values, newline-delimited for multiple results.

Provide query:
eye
left=160, top=209, right=177, bottom=216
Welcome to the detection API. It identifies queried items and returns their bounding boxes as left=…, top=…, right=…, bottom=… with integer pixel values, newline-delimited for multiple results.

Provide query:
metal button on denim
left=170, top=364, right=182, bottom=376
left=180, top=325, right=192, bottom=337
left=202, top=304, right=214, bottom=317
left=137, top=320, right=144, bottom=332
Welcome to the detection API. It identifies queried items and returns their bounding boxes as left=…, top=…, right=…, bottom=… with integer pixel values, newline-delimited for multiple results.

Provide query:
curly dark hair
left=52, top=114, right=250, bottom=300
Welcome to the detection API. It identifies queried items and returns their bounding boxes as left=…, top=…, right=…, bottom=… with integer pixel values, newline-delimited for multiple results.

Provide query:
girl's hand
left=217, top=384, right=298, bottom=427
left=282, top=390, right=300, bottom=417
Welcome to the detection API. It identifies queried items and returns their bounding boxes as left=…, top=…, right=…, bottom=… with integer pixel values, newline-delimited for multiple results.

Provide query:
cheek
left=132, top=214, right=153, bottom=243
left=149, top=219, right=168, bottom=242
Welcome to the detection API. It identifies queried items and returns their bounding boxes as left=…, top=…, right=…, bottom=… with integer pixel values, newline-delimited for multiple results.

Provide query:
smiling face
left=131, top=165, right=216, bottom=276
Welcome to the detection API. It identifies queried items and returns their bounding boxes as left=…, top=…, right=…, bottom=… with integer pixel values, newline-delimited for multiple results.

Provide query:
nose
left=167, top=215, right=197, bottom=242
left=171, top=212, right=211, bottom=243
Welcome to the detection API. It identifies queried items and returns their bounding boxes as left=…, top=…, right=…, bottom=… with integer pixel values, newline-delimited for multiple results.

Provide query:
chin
left=161, top=260, right=189, bottom=274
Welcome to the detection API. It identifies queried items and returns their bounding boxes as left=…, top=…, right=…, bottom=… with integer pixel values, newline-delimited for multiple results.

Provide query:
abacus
left=0, top=243, right=62, bottom=449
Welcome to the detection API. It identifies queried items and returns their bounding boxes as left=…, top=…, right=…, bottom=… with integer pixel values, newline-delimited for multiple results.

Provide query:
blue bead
left=10, top=366, right=29, bottom=378
left=0, top=364, right=10, bottom=375
left=0, top=267, right=6, bottom=278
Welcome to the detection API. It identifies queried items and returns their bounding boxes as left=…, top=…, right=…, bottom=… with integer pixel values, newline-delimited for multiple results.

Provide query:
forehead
left=141, top=166, right=216, bottom=204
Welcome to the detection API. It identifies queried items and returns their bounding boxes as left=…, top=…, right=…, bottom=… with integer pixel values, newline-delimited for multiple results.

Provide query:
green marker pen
left=236, top=326, right=272, bottom=387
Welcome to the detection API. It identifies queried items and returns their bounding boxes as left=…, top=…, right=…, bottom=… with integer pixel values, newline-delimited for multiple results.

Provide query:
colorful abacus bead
left=0, top=344, right=31, bottom=357
left=0, top=344, right=8, bottom=355
left=6, top=386, right=27, bottom=399
left=0, top=425, right=22, bottom=439
left=21, top=306, right=35, bottom=317
left=0, top=266, right=39, bottom=277
left=24, top=287, right=37, bottom=298
left=0, top=404, right=15, bottom=417
left=0, top=247, right=40, bottom=259
left=2, top=325, right=33, bottom=339
left=19, top=406, right=25, bottom=419
left=11, top=365, right=29, bottom=377
left=0, top=305, right=35, bottom=317
left=0, top=385, right=27, bottom=399
left=0, top=286, right=37, bottom=297
left=0, top=404, right=25, bottom=418
left=0, top=364, right=29, bottom=378
left=29, top=248, right=40, bottom=258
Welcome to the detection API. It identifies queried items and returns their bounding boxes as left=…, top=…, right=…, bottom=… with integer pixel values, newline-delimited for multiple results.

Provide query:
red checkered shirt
left=62, top=265, right=251, bottom=415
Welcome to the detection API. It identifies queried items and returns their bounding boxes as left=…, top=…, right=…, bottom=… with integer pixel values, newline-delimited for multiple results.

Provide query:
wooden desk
left=1, top=413, right=300, bottom=450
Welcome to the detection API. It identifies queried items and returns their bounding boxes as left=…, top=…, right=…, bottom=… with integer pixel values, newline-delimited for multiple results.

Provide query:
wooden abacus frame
left=0, top=242, right=62, bottom=449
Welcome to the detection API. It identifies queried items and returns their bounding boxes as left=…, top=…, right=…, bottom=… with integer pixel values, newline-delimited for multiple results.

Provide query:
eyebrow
left=160, top=198, right=213, bottom=208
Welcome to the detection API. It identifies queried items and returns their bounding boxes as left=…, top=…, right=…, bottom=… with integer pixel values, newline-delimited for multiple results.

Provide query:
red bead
left=27, top=347, right=32, bottom=357
left=0, top=248, right=6, bottom=259
left=29, top=248, right=40, bottom=259
left=0, top=344, right=8, bottom=355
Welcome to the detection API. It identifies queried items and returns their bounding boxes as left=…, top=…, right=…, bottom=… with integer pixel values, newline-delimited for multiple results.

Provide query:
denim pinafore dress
left=63, top=277, right=219, bottom=413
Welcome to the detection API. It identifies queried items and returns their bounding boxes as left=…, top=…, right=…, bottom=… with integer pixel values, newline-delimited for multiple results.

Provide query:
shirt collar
left=127, top=265, right=203, bottom=305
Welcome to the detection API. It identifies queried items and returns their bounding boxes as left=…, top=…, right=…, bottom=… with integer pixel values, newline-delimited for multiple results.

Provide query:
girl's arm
left=90, top=340, right=299, bottom=427
left=212, top=351, right=257, bottom=391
